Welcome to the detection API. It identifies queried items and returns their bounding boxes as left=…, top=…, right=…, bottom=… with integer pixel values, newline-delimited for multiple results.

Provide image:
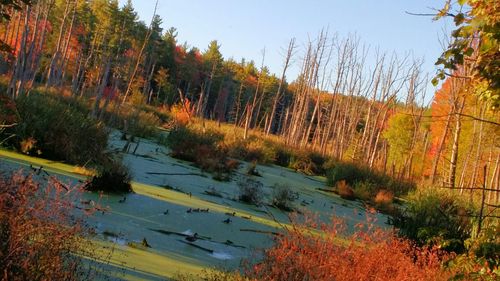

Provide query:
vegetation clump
left=86, top=161, right=133, bottom=194
left=391, top=188, right=473, bottom=253
left=248, top=216, right=456, bottom=281
left=237, top=177, right=264, bottom=205
left=12, top=93, right=108, bottom=166
left=335, top=180, right=355, bottom=200
left=271, top=183, right=299, bottom=211
left=166, top=125, right=239, bottom=180
left=0, top=172, right=95, bottom=281
left=326, top=161, right=414, bottom=200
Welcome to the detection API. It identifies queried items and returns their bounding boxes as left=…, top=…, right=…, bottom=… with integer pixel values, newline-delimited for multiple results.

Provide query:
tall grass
left=14, top=93, right=109, bottom=166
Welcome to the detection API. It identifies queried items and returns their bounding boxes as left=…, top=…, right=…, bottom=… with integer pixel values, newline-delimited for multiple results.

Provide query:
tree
left=0, top=0, right=31, bottom=52
left=433, top=0, right=499, bottom=109
left=383, top=112, right=416, bottom=174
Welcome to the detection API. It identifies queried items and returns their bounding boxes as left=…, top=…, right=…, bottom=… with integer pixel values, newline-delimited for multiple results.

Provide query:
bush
left=391, top=188, right=473, bottom=253
left=238, top=177, right=264, bottom=205
left=0, top=172, right=95, bottom=280
left=326, top=162, right=414, bottom=197
left=374, top=189, right=394, bottom=206
left=227, top=137, right=276, bottom=164
left=274, top=146, right=292, bottom=167
left=167, top=126, right=223, bottom=162
left=288, top=151, right=326, bottom=176
left=86, top=160, right=132, bottom=193
left=166, top=126, right=237, bottom=180
left=14, top=93, right=108, bottom=166
left=353, top=181, right=377, bottom=201
left=248, top=216, right=455, bottom=281
left=101, top=105, right=161, bottom=138
left=271, top=184, right=299, bottom=211
left=246, top=161, right=261, bottom=176
left=336, top=180, right=355, bottom=200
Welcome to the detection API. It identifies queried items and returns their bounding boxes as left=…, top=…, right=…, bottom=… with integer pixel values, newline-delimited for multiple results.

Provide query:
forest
left=0, top=0, right=499, bottom=280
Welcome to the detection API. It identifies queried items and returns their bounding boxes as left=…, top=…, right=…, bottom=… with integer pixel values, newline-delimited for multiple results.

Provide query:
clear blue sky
left=120, top=0, right=452, bottom=97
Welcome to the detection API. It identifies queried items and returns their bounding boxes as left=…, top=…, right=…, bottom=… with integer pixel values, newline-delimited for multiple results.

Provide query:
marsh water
left=0, top=131, right=389, bottom=280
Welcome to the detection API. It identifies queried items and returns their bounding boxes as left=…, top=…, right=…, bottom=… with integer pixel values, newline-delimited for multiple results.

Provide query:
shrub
left=14, top=93, right=108, bottom=166
left=227, top=137, right=276, bottom=164
left=326, top=161, right=414, bottom=197
left=274, top=146, right=292, bottom=167
left=271, top=183, right=299, bottom=211
left=289, top=151, right=317, bottom=175
left=391, top=188, right=474, bottom=253
left=86, top=161, right=132, bottom=193
left=0, top=94, right=19, bottom=126
left=167, top=126, right=223, bottom=162
left=166, top=126, right=237, bottom=180
left=248, top=216, right=455, bottom=281
left=246, top=161, right=261, bottom=176
left=374, top=189, right=394, bottom=206
left=336, top=180, right=355, bottom=200
left=238, top=177, right=264, bottom=205
left=353, top=181, right=377, bottom=201
left=0, top=172, right=95, bottom=280
left=101, top=106, right=160, bottom=138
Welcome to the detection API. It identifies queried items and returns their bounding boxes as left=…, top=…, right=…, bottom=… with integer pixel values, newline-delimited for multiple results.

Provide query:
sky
left=119, top=0, right=453, bottom=98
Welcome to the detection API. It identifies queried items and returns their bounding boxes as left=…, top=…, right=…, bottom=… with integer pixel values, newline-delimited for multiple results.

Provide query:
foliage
left=447, top=223, right=500, bottom=280
left=391, top=187, right=474, bottom=253
left=227, top=137, right=277, bottom=164
left=271, top=183, right=299, bottom=211
left=0, top=172, right=95, bottom=281
left=237, top=177, right=264, bottom=205
left=383, top=112, right=415, bottom=167
left=167, top=125, right=222, bottom=161
left=166, top=125, right=238, bottom=179
left=14, top=93, right=109, bottom=166
left=326, top=161, right=415, bottom=197
left=289, top=150, right=326, bottom=175
left=433, top=0, right=499, bottom=109
left=247, top=215, right=455, bottom=281
left=101, top=105, right=161, bottom=138
left=246, top=161, right=261, bottom=177
left=374, top=189, right=394, bottom=206
left=170, top=99, right=194, bottom=126
left=86, top=160, right=132, bottom=194
left=335, top=180, right=355, bottom=200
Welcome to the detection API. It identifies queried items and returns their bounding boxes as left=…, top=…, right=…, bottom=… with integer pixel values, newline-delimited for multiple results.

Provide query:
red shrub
left=247, top=215, right=455, bottom=281
left=0, top=172, right=96, bottom=281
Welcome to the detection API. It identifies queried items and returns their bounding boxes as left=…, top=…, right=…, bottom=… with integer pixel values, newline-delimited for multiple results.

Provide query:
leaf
left=454, top=13, right=465, bottom=26
left=431, top=77, right=439, bottom=86
left=464, top=47, right=474, bottom=57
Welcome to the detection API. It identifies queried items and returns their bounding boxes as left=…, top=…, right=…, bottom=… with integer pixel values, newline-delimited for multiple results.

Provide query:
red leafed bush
left=0, top=172, right=95, bottom=281
left=247, top=215, right=456, bottom=281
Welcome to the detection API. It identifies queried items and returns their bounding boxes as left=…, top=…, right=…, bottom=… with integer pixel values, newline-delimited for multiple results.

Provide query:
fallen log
left=149, top=228, right=211, bottom=240
left=177, top=239, right=214, bottom=253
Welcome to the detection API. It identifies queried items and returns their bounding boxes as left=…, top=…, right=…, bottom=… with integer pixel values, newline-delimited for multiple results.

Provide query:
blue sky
left=120, top=0, right=453, bottom=96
